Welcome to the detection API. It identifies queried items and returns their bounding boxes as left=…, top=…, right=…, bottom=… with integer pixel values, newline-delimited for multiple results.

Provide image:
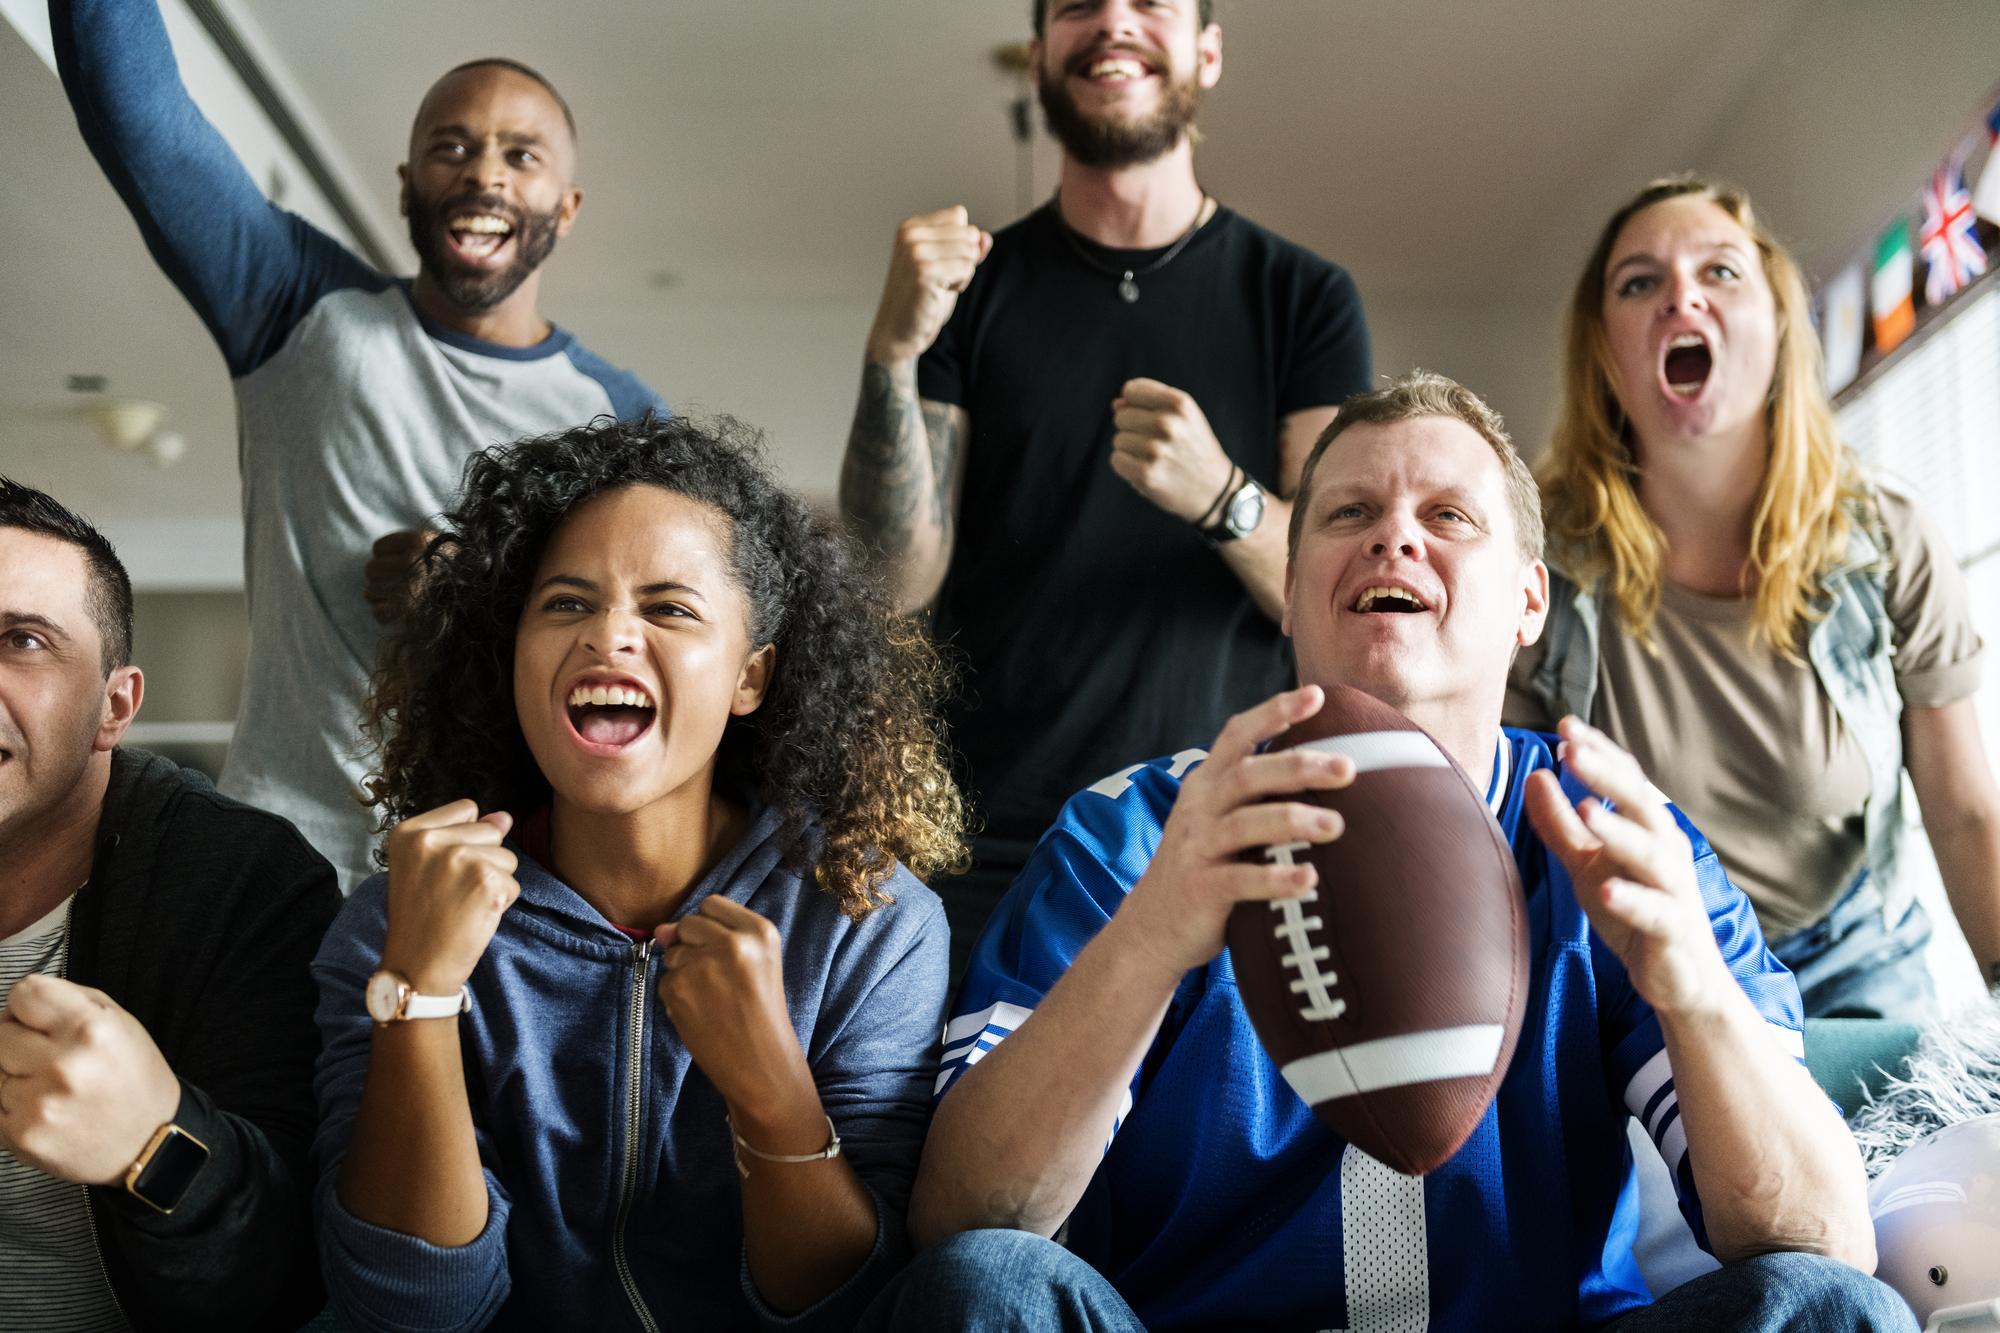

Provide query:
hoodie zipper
left=612, top=938, right=661, bottom=1333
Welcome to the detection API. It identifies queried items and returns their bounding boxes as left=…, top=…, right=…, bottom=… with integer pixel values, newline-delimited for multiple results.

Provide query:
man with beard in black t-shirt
left=840, top=0, right=1371, bottom=978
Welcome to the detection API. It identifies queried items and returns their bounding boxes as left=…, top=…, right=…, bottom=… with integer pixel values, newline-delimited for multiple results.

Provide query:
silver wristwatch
left=1202, top=477, right=1266, bottom=547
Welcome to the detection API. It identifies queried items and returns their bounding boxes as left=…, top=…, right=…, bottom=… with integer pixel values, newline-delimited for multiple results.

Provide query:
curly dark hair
left=361, top=414, right=968, bottom=915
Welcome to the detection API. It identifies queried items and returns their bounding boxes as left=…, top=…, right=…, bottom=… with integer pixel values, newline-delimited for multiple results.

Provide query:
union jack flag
left=1920, top=163, right=1986, bottom=305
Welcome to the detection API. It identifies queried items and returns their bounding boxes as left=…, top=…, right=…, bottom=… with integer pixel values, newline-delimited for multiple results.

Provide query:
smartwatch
left=1202, top=476, right=1266, bottom=547
left=365, top=970, right=472, bottom=1023
left=124, top=1122, right=210, bottom=1214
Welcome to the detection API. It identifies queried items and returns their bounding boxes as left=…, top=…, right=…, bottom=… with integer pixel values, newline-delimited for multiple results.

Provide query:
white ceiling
left=236, top=0, right=1817, bottom=303
left=3, top=0, right=1994, bottom=559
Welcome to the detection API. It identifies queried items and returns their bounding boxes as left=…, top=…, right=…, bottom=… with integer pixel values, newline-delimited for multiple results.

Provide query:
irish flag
left=1872, top=218, right=1915, bottom=355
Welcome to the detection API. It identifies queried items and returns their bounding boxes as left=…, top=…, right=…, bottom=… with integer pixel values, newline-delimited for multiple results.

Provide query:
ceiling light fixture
left=78, top=399, right=186, bottom=468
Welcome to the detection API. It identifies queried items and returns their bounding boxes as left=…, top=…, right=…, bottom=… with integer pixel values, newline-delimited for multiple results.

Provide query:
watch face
left=365, top=971, right=405, bottom=1023
left=131, top=1127, right=209, bottom=1213
left=1226, top=484, right=1265, bottom=536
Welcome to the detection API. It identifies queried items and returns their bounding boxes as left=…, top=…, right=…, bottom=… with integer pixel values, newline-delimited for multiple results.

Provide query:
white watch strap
left=401, top=985, right=471, bottom=1020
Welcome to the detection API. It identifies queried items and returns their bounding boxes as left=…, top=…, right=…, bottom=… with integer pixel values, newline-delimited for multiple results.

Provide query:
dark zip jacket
left=67, top=748, right=341, bottom=1331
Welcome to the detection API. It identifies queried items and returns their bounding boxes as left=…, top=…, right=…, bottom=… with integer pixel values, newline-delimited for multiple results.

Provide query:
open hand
left=0, top=976, right=181, bottom=1184
left=1117, top=685, right=1355, bottom=981
left=655, top=897, right=810, bottom=1116
left=365, top=529, right=441, bottom=626
left=1525, top=718, right=1731, bottom=1015
left=381, top=801, right=518, bottom=997
left=1110, top=378, right=1238, bottom=523
left=864, top=207, right=992, bottom=366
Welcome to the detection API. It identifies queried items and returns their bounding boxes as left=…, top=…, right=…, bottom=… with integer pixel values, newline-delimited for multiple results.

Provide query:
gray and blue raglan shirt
left=54, top=0, right=667, bottom=888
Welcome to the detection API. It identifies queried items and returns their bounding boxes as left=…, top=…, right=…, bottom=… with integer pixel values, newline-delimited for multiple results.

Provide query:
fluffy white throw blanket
left=1850, top=994, right=2000, bottom=1177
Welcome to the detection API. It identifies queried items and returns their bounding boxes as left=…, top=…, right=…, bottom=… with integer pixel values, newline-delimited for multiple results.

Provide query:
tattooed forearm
left=841, top=361, right=933, bottom=561
left=922, top=397, right=963, bottom=558
left=840, top=361, right=964, bottom=611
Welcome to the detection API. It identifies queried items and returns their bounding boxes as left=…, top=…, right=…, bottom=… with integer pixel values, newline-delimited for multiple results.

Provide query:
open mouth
left=565, top=683, right=656, bottom=748
left=1068, top=43, right=1161, bottom=83
left=1084, top=55, right=1151, bottom=80
left=447, top=212, right=514, bottom=263
left=1663, top=333, right=1713, bottom=398
left=1353, top=585, right=1428, bottom=614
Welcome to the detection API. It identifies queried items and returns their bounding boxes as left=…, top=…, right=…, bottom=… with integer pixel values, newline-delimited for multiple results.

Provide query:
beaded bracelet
left=727, top=1114, right=842, bottom=1180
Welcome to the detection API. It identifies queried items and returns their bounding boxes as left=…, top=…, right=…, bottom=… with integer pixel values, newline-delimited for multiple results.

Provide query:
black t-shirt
left=918, top=202, right=1371, bottom=855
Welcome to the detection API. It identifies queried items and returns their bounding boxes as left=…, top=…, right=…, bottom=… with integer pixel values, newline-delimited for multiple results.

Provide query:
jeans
left=1770, top=871, right=1937, bottom=1022
left=856, top=1230, right=1916, bottom=1333
left=1606, top=1251, right=1917, bottom=1332
left=853, top=1230, right=1142, bottom=1333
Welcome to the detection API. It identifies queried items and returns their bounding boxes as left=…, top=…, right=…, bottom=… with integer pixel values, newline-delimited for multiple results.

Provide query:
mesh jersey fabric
left=938, top=729, right=1808, bottom=1333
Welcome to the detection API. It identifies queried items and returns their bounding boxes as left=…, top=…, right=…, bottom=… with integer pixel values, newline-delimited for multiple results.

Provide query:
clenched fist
left=865, top=207, right=993, bottom=367
left=380, top=801, right=519, bottom=998
left=655, top=897, right=810, bottom=1118
left=1110, top=378, right=1238, bottom=523
left=0, top=975, right=181, bottom=1185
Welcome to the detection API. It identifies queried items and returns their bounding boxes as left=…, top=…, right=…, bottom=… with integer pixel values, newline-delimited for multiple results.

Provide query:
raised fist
left=864, top=206, right=992, bottom=367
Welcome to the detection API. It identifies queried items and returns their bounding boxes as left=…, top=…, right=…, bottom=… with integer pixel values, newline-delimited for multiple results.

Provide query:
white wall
left=1366, top=292, right=1569, bottom=464
left=1691, top=0, right=2000, bottom=281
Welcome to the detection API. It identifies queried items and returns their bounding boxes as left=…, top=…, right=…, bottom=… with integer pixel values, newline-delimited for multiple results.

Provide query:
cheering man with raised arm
left=52, top=0, right=666, bottom=889
left=858, top=376, right=1911, bottom=1333
left=840, top=0, right=1371, bottom=973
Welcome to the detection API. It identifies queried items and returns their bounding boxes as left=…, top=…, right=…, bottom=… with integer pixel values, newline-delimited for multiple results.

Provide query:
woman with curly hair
left=308, top=415, right=966, bottom=1333
left=1508, top=175, right=2000, bottom=1020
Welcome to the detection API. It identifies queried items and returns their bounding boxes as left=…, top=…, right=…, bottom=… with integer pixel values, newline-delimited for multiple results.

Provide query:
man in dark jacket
left=0, top=477, right=339, bottom=1331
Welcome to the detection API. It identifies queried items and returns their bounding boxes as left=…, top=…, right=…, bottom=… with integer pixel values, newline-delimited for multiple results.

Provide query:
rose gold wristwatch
left=364, top=970, right=472, bottom=1023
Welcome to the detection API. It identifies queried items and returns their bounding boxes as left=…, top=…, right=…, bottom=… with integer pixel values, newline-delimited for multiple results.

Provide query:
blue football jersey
left=937, top=730, right=1806, bottom=1332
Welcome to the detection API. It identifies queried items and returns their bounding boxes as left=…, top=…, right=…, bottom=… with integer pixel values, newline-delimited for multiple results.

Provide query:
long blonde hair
left=1538, top=175, right=1875, bottom=659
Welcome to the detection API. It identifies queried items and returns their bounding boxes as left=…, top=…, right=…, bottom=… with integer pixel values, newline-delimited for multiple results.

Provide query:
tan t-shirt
left=1505, top=486, right=1984, bottom=938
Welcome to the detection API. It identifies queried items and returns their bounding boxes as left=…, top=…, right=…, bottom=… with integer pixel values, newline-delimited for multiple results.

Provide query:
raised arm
left=840, top=208, right=988, bottom=614
left=1526, top=718, right=1875, bottom=1269
left=51, top=0, right=375, bottom=376
left=910, top=687, right=1353, bottom=1248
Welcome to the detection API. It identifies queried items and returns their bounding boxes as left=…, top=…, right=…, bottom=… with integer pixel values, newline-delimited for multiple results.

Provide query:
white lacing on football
left=1265, top=840, right=1345, bottom=1021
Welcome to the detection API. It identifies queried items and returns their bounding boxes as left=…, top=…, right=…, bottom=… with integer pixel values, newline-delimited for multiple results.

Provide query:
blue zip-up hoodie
left=309, top=799, right=947, bottom=1332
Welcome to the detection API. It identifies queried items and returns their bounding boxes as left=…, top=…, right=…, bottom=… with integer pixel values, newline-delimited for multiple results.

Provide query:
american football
left=1227, top=684, right=1529, bottom=1176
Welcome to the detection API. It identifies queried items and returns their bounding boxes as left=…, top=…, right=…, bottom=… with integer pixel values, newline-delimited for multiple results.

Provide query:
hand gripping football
left=1227, top=685, right=1529, bottom=1176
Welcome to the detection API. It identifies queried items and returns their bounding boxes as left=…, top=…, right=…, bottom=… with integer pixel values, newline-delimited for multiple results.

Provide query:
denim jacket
left=1527, top=523, right=1908, bottom=929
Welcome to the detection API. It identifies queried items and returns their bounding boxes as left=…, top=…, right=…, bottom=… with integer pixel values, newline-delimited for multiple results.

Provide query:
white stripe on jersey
left=1487, top=738, right=1510, bottom=815
left=1621, top=1022, right=1804, bottom=1182
left=1767, top=1021, right=1805, bottom=1060
left=1331, top=1145, right=1429, bottom=1332
left=935, top=1001, right=1035, bottom=1096
left=1280, top=1025, right=1504, bottom=1106
left=1295, top=732, right=1448, bottom=773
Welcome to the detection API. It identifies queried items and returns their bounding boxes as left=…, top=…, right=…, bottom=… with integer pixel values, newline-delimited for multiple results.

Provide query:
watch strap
left=1201, top=478, right=1264, bottom=547
left=400, top=985, right=472, bottom=1020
